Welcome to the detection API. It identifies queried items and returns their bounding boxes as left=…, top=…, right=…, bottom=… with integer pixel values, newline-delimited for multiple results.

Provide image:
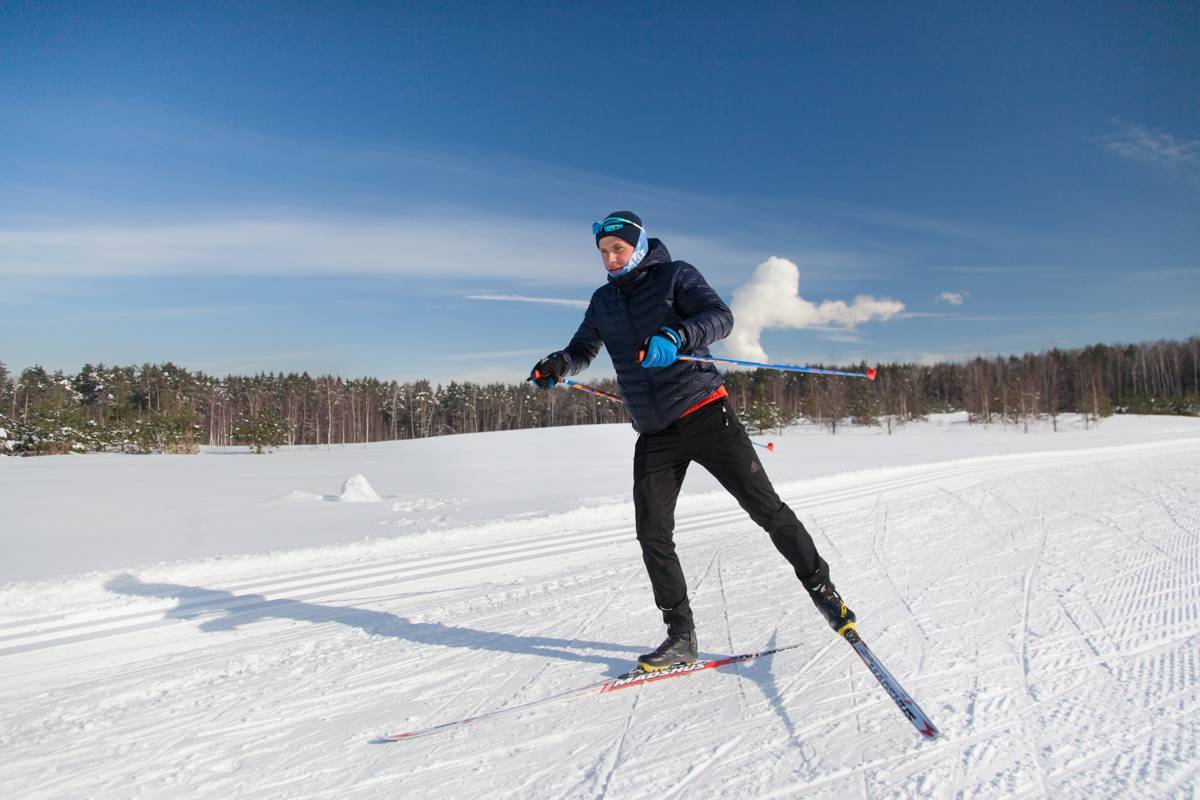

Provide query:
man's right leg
left=633, top=428, right=693, bottom=635
left=689, top=402, right=855, bottom=634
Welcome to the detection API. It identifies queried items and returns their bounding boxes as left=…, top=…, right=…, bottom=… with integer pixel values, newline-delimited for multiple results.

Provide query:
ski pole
left=527, top=376, right=620, bottom=401
left=559, top=378, right=622, bottom=402
left=539, top=377, right=776, bottom=453
left=676, top=355, right=876, bottom=380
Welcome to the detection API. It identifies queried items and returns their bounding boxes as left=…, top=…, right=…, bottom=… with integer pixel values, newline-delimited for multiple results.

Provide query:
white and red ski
left=374, top=643, right=802, bottom=742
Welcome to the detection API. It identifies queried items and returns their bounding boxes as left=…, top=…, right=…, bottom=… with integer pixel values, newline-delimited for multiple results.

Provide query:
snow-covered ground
left=2, top=413, right=1199, bottom=798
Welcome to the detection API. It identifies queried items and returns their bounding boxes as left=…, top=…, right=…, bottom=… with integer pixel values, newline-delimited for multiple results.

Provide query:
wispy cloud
left=466, top=294, right=588, bottom=309
left=0, top=216, right=603, bottom=282
left=896, top=311, right=1036, bottom=322
left=817, top=331, right=868, bottom=344
left=87, top=303, right=290, bottom=319
left=1098, top=120, right=1200, bottom=175
left=936, top=291, right=965, bottom=306
left=0, top=103, right=1029, bottom=291
left=1138, top=267, right=1200, bottom=277
left=941, top=265, right=1200, bottom=280
left=829, top=205, right=991, bottom=243
left=0, top=211, right=777, bottom=289
left=916, top=352, right=972, bottom=366
left=442, top=347, right=549, bottom=361
left=185, top=351, right=344, bottom=376
left=939, top=265, right=1084, bottom=278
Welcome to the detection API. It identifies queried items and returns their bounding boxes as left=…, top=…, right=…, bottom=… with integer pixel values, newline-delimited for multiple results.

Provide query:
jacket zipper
left=621, top=292, right=664, bottom=428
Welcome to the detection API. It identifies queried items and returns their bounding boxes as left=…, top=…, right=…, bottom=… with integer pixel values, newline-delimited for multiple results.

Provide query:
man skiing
left=530, top=211, right=856, bottom=673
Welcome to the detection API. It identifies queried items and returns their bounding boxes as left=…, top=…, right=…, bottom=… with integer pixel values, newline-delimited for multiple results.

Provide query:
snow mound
left=335, top=474, right=382, bottom=503
left=273, top=476, right=383, bottom=504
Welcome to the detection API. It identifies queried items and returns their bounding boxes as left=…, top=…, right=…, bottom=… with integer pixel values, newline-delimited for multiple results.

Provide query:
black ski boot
left=637, top=629, right=698, bottom=672
left=807, top=580, right=856, bottom=635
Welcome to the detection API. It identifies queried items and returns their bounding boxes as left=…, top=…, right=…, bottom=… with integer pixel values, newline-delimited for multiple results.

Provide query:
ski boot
left=807, top=580, right=856, bottom=636
left=636, top=629, right=698, bottom=672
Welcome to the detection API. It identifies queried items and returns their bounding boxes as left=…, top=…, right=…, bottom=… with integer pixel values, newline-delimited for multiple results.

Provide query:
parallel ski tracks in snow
left=16, top=440, right=1188, bottom=661
left=4, top=436, right=1200, bottom=799
left=0, top=456, right=1043, bottom=662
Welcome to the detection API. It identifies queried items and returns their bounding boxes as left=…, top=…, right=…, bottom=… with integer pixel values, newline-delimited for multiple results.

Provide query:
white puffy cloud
left=937, top=291, right=965, bottom=306
left=723, top=257, right=904, bottom=362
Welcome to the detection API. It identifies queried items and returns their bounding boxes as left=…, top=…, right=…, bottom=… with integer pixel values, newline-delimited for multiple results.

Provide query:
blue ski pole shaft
left=677, top=355, right=877, bottom=380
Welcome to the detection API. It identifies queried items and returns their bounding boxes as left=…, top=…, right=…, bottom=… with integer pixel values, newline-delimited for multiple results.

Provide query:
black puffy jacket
left=561, top=238, right=733, bottom=433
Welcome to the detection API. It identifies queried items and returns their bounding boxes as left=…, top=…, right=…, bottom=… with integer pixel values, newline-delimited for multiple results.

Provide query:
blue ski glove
left=639, top=326, right=685, bottom=368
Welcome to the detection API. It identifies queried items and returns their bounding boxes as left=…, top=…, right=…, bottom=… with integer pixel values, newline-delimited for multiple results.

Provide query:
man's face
left=598, top=236, right=634, bottom=273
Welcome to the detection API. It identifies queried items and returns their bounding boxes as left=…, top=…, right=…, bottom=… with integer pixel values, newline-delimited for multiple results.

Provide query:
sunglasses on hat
left=592, top=217, right=643, bottom=237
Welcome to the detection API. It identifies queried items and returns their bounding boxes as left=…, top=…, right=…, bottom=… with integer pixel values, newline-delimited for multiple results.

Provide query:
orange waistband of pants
left=677, top=385, right=729, bottom=419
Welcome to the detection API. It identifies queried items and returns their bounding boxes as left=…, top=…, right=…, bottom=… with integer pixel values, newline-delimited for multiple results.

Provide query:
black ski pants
left=633, top=399, right=829, bottom=634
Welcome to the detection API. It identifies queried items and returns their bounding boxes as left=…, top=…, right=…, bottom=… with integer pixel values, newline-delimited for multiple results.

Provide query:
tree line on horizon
left=1, top=336, right=1197, bottom=456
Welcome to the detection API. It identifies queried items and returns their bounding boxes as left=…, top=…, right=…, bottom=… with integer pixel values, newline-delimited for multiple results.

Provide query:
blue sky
left=2, top=1, right=1197, bottom=382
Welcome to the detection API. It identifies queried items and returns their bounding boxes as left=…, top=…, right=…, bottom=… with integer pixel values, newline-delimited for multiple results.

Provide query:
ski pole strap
left=677, top=355, right=876, bottom=380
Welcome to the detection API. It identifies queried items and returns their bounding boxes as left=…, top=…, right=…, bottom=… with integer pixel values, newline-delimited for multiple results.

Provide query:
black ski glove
left=529, top=352, right=568, bottom=389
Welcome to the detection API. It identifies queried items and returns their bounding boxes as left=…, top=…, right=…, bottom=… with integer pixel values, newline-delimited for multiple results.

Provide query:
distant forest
left=2, top=337, right=1198, bottom=455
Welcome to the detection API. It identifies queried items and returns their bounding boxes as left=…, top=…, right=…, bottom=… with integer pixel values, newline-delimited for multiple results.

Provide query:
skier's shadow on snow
left=104, top=573, right=642, bottom=676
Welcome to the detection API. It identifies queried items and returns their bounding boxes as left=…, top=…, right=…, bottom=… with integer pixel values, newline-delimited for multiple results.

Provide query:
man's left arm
left=671, top=262, right=734, bottom=352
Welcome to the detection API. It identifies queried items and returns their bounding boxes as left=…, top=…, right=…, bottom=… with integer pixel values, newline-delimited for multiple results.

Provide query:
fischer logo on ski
left=602, top=660, right=707, bottom=690
left=843, top=628, right=940, bottom=740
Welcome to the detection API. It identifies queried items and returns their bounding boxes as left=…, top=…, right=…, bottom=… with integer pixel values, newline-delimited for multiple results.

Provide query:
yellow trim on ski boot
left=836, top=620, right=857, bottom=637
left=636, top=659, right=697, bottom=673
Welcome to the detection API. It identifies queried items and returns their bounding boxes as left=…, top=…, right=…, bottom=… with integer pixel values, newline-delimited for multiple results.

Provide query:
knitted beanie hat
left=593, top=211, right=643, bottom=248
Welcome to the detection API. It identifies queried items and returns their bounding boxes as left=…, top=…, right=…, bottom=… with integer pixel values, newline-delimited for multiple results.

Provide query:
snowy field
left=2, top=413, right=1199, bottom=799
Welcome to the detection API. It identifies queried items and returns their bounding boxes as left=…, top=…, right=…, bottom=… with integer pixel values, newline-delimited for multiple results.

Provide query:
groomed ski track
left=2, top=437, right=1199, bottom=798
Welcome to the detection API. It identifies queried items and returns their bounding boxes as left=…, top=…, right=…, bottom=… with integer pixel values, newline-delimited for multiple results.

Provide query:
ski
left=843, top=627, right=940, bottom=739
left=374, top=632, right=940, bottom=743
left=373, top=642, right=803, bottom=743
